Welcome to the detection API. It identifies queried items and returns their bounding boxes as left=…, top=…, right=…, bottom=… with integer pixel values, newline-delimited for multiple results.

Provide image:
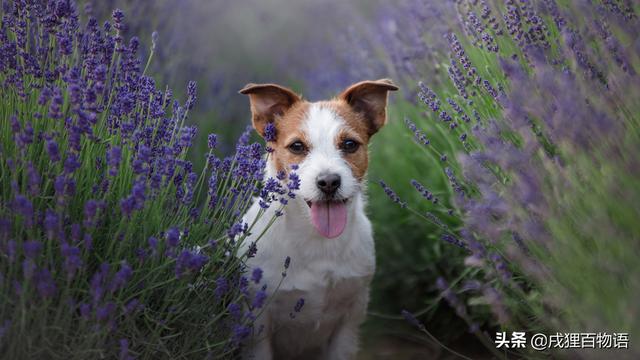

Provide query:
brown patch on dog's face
left=326, top=78, right=398, bottom=181
left=325, top=100, right=371, bottom=181
left=269, top=101, right=311, bottom=174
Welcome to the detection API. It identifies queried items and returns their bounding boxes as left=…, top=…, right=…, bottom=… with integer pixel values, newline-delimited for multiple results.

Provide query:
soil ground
left=357, top=329, right=493, bottom=360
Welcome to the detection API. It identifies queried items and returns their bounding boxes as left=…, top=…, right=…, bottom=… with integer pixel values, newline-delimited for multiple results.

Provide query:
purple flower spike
left=35, top=268, right=57, bottom=299
left=23, top=240, right=42, bottom=259
left=228, top=303, right=241, bottom=318
left=63, top=152, right=81, bottom=174
left=110, top=262, right=133, bottom=292
left=83, top=200, right=99, bottom=227
left=46, top=139, right=61, bottom=162
left=215, top=276, right=228, bottom=298
left=252, top=287, right=267, bottom=309
left=148, top=236, right=158, bottom=251
left=401, top=309, right=426, bottom=332
left=112, top=9, right=125, bottom=31
left=251, top=268, right=263, bottom=284
left=263, top=122, right=277, bottom=142
left=186, top=81, right=197, bottom=110
left=13, top=194, right=34, bottom=228
left=166, top=228, right=180, bottom=247
left=61, top=242, right=82, bottom=278
left=96, top=302, right=116, bottom=322
left=119, top=338, right=133, bottom=360
left=207, top=133, right=218, bottom=149
left=48, top=88, right=63, bottom=119
left=378, top=180, right=406, bottom=208
left=79, top=303, right=91, bottom=319
left=290, top=297, right=305, bottom=318
left=107, top=146, right=122, bottom=176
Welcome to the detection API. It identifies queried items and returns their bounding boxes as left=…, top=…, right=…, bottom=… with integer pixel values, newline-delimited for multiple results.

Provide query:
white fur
left=241, top=104, right=375, bottom=360
left=296, top=105, right=360, bottom=203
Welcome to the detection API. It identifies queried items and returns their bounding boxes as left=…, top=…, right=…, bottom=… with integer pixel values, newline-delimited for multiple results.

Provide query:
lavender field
left=1, top=0, right=639, bottom=359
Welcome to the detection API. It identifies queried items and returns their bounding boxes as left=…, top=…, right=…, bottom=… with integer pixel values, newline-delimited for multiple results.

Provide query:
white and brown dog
left=239, top=79, right=398, bottom=360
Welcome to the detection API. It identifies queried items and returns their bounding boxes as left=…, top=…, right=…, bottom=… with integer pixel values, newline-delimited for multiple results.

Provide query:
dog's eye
left=288, top=141, right=307, bottom=155
left=340, top=139, right=359, bottom=153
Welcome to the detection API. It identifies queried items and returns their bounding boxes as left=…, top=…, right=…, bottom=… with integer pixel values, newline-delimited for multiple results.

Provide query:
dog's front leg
left=242, top=314, right=273, bottom=360
left=245, top=337, right=272, bottom=360
left=324, top=319, right=360, bottom=360
left=324, top=291, right=369, bottom=360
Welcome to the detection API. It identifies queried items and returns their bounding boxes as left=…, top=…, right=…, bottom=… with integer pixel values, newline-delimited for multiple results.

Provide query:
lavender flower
left=289, top=297, right=305, bottom=319
left=119, top=338, right=132, bottom=360
left=214, top=276, right=228, bottom=298
left=186, top=81, right=197, bottom=110
left=23, top=240, right=42, bottom=259
left=251, top=287, right=267, bottom=309
left=61, top=242, right=82, bottom=278
left=110, top=262, right=133, bottom=292
left=404, top=117, right=430, bottom=145
left=166, top=228, right=180, bottom=247
left=35, top=268, right=57, bottom=298
left=79, top=303, right=91, bottom=319
left=418, top=82, right=440, bottom=112
left=231, top=324, right=251, bottom=345
left=148, top=236, right=158, bottom=252
left=263, top=122, right=277, bottom=142
left=207, top=134, right=218, bottom=149
left=90, top=263, right=110, bottom=304
left=441, top=234, right=467, bottom=249
left=251, top=268, right=263, bottom=284
left=227, top=222, right=247, bottom=239
left=107, top=146, right=121, bottom=176
left=401, top=309, right=426, bottom=332
left=63, top=152, right=81, bottom=174
left=124, top=299, right=142, bottom=315
left=48, top=87, right=63, bottom=119
left=112, top=9, right=125, bottom=31
left=410, top=179, right=433, bottom=200
left=96, top=302, right=116, bottom=323
left=378, top=180, right=406, bottom=208
left=13, top=194, right=33, bottom=228
left=46, top=138, right=61, bottom=162
left=436, top=277, right=468, bottom=318
left=175, top=250, right=208, bottom=276
left=83, top=200, right=99, bottom=227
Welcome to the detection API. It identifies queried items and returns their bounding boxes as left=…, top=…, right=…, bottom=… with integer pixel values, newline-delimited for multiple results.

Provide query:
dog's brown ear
left=239, top=83, right=301, bottom=137
left=339, top=79, right=398, bottom=136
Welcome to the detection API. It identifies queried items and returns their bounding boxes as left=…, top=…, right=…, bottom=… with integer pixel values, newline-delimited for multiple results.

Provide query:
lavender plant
left=0, top=1, right=296, bottom=358
left=380, top=0, right=640, bottom=357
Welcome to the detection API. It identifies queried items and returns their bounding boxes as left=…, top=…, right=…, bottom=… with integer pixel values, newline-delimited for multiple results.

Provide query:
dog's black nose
left=316, top=173, right=341, bottom=195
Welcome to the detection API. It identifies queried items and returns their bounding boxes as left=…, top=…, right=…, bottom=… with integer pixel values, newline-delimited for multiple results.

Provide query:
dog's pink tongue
left=310, top=201, right=347, bottom=239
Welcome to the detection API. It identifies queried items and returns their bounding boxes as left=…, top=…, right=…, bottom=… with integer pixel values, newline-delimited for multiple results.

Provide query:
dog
left=239, top=79, right=398, bottom=360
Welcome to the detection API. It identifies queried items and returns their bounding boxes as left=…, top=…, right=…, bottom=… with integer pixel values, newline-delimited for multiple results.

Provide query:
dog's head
left=240, top=79, right=398, bottom=239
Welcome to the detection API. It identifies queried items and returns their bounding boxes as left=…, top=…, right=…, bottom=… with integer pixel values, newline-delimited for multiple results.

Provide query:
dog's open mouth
left=305, top=199, right=349, bottom=239
left=305, top=198, right=348, bottom=208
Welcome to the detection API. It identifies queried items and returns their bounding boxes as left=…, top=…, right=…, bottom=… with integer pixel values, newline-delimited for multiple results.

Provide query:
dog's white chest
left=267, top=270, right=371, bottom=358
left=273, top=267, right=370, bottom=321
